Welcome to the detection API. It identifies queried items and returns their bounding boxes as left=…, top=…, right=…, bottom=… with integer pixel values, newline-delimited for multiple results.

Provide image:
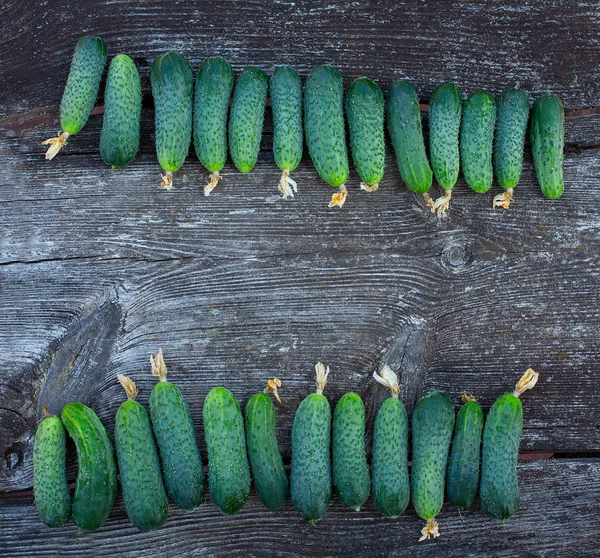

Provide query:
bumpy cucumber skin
left=244, top=392, right=289, bottom=510
left=446, top=400, right=484, bottom=509
left=60, top=37, right=107, bottom=135
left=228, top=67, right=268, bottom=173
left=345, top=77, right=385, bottom=187
left=150, top=381, right=204, bottom=511
left=151, top=52, right=193, bottom=173
left=100, top=54, right=142, bottom=169
left=386, top=80, right=432, bottom=194
left=530, top=94, right=564, bottom=199
left=371, top=397, right=410, bottom=518
left=480, top=393, right=523, bottom=521
left=291, top=393, right=331, bottom=523
left=193, top=57, right=234, bottom=173
left=203, top=387, right=251, bottom=515
left=460, top=92, right=496, bottom=193
left=304, top=65, right=349, bottom=187
left=332, top=392, right=370, bottom=510
left=493, top=89, right=530, bottom=190
left=61, top=402, right=117, bottom=531
left=33, top=415, right=71, bottom=527
left=428, top=82, right=462, bottom=190
left=411, top=390, right=455, bottom=521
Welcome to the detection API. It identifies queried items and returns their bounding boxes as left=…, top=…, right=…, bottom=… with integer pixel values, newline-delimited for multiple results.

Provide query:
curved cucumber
left=332, top=392, right=370, bottom=510
left=203, top=387, right=251, bottom=515
left=100, top=54, right=142, bottom=169
left=61, top=402, right=117, bottom=531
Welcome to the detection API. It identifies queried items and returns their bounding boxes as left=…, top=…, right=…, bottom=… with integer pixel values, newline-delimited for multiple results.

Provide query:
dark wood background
left=1, top=1, right=599, bottom=556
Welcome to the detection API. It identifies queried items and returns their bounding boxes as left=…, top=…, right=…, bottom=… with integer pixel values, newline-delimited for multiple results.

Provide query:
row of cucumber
left=34, top=348, right=539, bottom=540
left=44, top=36, right=564, bottom=212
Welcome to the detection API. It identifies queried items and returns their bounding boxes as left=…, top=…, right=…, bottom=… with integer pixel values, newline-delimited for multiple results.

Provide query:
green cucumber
left=271, top=65, right=303, bottom=198
left=480, top=369, right=539, bottom=521
left=411, top=390, right=455, bottom=541
left=460, top=92, right=496, bottom=194
left=291, top=363, right=332, bottom=523
left=149, top=349, right=204, bottom=511
left=33, top=408, right=71, bottom=527
left=304, top=65, right=349, bottom=208
left=193, top=57, right=234, bottom=196
left=345, top=77, right=385, bottom=191
left=151, top=51, right=193, bottom=190
left=446, top=396, right=484, bottom=509
left=228, top=67, right=268, bottom=173
left=100, top=54, right=142, bottom=169
left=115, top=375, right=168, bottom=531
left=43, top=36, right=107, bottom=160
left=203, top=387, right=251, bottom=515
left=61, top=402, right=117, bottom=531
left=530, top=94, right=564, bottom=199
left=386, top=80, right=432, bottom=195
left=332, top=392, right=370, bottom=510
left=244, top=378, right=289, bottom=510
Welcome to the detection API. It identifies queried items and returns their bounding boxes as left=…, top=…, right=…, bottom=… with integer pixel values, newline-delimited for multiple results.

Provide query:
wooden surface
left=1, top=1, right=600, bottom=556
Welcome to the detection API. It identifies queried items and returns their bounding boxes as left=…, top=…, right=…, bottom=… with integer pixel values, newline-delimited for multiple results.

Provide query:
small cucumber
left=530, top=94, right=564, bottom=199
left=291, top=363, right=332, bottom=523
left=61, top=402, right=117, bottom=531
left=304, top=65, right=349, bottom=208
left=193, top=57, right=234, bottom=196
left=100, top=54, right=142, bottom=169
left=446, top=395, right=484, bottom=510
left=203, top=386, right=251, bottom=515
left=228, top=67, right=268, bottom=174
left=271, top=65, right=303, bottom=199
left=386, top=80, right=432, bottom=195
left=33, top=408, right=71, bottom=527
left=371, top=366, right=409, bottom=518
left=151, top=52, right=193, bottom=190
left=244, top=378, right=289, bottom=510
left=411, top=390, right=455, bottom=541
left=480, top=369, right=539, bottom=521
left=332, top=392, right=370, bottom=510
left=460, top=92, right=496, bottom=194
left=115, top=375, right=168, bottom=531
left=345, top=77, right=385, bottom=191
left=43, top=36, right=107, bottom=160
left=149, top=349, right=204, bottom=511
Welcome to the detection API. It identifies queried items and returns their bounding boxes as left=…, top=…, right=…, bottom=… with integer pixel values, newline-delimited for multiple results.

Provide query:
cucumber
left=228, top=67, right=268, bottom=174
left=61, top=402, right=117, bottom=531
left=386, top=80, right=432, bottom=196
left=304, top=65, right=350, bottom=208
left=530, top=93, right=564, bottom=199
left=149, top=349, right=204, bottom=511
left=115, top=375, right=168, bottom=531
left=43, top=36, right=107, bottom=160
left=33, top=407, right=71, bottom=527
left=193, top=57, right=234, bottom=196
left=480, top=369, right=539, bottom=521
left=345, top=77, right=385, bottom=192
left=203, top=386, right=251, bottom=515
left=100, top=54, right=142, bottom=169
left=244, top=378, right=289, bottom=510
left=332, top=392, right=370, bottom=510
left=446, top=395, right=484, bottom=509
left=291, top=362, right=332, bottom=523
left=492, top=89, right=530, bottom=209
left=151, top=51, right=193, bottom=190
left=371, top=366, right=410, bottom=518
left=460, top=91, right=496, bottom=194
left=271, top=66, right=303, bottom=199
left=411, top=390, right=455, bottom=541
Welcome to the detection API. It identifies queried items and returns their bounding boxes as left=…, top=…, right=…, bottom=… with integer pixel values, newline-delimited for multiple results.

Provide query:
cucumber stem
left=278, top=169, right=298, bottom=199
left=264, top=378, right=282, bottom=403
left=359, top=182, right=379, bottom=192
left=419, top=518, right=440, bottom=542
left=150, top=348, right=168, bottom=382
left=461, top=394, right=477, bottom=403
left=117, top=374, right=138, bottom=400
left=315, top=362, right=329, bottom=394
left=492, top=187, right=514, bottom=209
left=513, top=368, right=539, bottom=397
left=41, top=405, right=50, bottom=419
left=424, top=189, right=452, bottom=217
left=328, top=185, right=347, bottom=208
left=372, top=365, right=400, bottom=398
left=160, top=171, right=173, bottom=190
left=204, top=171, right=221, bottom=196
left=42, top=131, right=70, bottom=160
